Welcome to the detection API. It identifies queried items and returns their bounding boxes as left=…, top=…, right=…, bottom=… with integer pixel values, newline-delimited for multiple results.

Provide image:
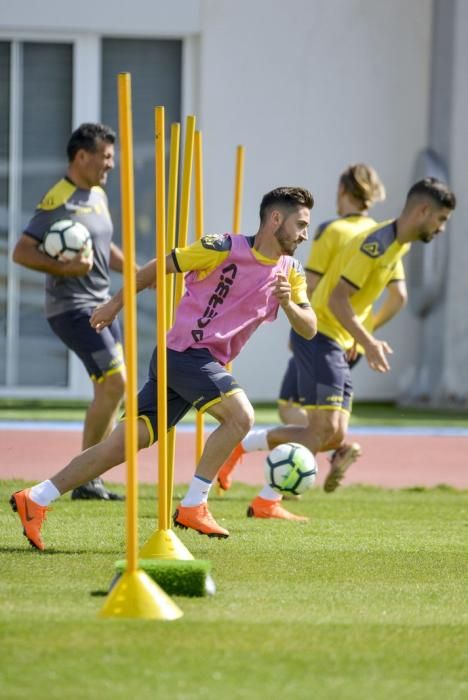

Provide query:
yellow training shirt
left=305, top=214, right=377, bottom=276
left=311, top=220, right=410, bottom=349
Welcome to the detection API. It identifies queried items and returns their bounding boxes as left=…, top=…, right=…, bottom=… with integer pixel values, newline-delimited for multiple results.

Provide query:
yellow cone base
left=99, top=569, right=183, bottom=620
left=139, top=528, right=194, bottom=560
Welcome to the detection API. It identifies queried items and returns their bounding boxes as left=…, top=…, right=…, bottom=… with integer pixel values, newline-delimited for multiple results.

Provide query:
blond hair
left=339, top=164, right=386, bottom=211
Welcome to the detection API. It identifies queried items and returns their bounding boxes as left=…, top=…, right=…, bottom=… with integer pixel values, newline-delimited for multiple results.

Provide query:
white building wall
left=0, top=1, right=201, bottom=37
left=200, top=0, right=432, bottom=400
left=1, top=0, right=448, bottom=401
left=441, top=0, right=468, bottom=401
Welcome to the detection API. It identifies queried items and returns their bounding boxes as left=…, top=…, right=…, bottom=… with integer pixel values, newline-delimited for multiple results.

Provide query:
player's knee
left=228, top=403, right=255, bottom=439
left=208, top=391, right=254, bottom=438
left=238, top=404, right=255, bottom=436
left=102, top=371, right=125, bottom=402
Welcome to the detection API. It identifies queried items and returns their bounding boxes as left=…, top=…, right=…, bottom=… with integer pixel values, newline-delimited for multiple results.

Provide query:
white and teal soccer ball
left=265, top=442, right=318, bottom=496
left=42, top=219, right=91, bottom=261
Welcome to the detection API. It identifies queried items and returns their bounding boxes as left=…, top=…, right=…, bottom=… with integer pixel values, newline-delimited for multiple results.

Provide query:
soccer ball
left=264, top=442, right=318, bottom=496
left=41, top=219, right=92, bottom=261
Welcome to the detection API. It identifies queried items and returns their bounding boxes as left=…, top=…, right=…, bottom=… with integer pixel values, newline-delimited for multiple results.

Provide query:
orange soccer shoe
left=217, top=443, right=246, bottom=493
left=10, top=488, right=49, bottom=551
left=246, top=496, right=309, bottom=522
left=173, top=503, right=229, bottom=538
left=324, top=442, right=362, bottom=493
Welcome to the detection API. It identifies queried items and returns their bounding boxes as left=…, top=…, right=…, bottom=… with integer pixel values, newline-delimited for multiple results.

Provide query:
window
left=101, top=38, right=182, bottom=383
left=1, top=41, right=73, bottom=389
left=0, top=42, right=10, bottom=385
left=1, top=36, right=183, bottom=392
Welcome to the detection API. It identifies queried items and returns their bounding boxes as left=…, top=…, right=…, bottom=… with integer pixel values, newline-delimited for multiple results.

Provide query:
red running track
left=2, top=428, right=467, bottom=489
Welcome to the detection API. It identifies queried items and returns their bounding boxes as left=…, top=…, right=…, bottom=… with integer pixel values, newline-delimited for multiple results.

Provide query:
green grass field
left=1, top=480, right=466, bottom=699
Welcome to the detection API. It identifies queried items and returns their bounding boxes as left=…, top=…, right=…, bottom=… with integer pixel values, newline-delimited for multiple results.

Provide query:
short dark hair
left=406, top=178, right=456, bottom=210
left=260, top=186, right=314, bottom=222
left=67, top=122, right=116, bottom=162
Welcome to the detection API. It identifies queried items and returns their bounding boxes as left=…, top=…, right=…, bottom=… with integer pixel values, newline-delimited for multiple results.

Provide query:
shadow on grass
left=401, top=483, right=462, bottom=493
left=0, top=545, right=123, bottom=555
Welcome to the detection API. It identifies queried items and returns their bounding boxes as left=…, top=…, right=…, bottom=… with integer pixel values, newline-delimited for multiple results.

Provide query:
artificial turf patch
left=114, top=558, right=213, bottom=597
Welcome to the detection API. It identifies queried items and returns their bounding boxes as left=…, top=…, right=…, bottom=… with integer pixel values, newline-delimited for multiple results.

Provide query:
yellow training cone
left=99, top=570, right=183, bottom=620
left=139, top=529, right=194, bottom=560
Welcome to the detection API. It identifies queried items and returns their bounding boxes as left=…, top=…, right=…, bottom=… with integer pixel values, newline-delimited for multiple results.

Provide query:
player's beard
left=274, top=223, right=296, bottom=256
left=419, top=228, right=439, bottom=244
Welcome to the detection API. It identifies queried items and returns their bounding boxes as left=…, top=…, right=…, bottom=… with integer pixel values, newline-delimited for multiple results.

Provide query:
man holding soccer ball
left=12, top=123, right=127, bottom=501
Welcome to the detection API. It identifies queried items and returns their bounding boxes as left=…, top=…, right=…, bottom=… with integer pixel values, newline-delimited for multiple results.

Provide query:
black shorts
left=278, top=355, right=301, bottom=405
left=291, top=330, right=353, bottom=413
left=137, top=347, right=242, bottom=445
left=48, top=307, right=124, bottom=382
left=278, top=335, right=361, bottom=407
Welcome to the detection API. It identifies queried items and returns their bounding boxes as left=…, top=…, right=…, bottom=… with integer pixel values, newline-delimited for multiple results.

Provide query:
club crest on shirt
left=361, top=241, right=381, bottom=257
left=201, top=233, right=232, bottom=251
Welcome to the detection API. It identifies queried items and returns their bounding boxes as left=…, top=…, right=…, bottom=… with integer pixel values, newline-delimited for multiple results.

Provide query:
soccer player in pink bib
left=10, top=187, right=316, bottom=547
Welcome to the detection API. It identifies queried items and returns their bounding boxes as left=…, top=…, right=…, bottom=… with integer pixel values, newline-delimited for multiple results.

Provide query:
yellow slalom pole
left=119, top=75, right=139, bottom=577
left=225, top=145, right=245, bottom=379
left=217, top=145, right=246, bottom=498
left=174, top=115, right=196, bottom=305
left=194, top=131, right=204, bottom=242
left=139, top=113, right=193, bottom=561
left=194, top=130, right=205, bottom=465
left=164, top=123, right=180, bottom=541
left=232, top=145, right=245, bottom=234
left=154, top=106, right=169, bottom=532
left=100, top=76, right=182, bottom=620
left=166, top=123, right=180, bottom=328
left=168, top=114, right=196, bottom=513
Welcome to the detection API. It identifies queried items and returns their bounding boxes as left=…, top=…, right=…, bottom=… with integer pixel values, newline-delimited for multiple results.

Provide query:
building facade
left=0, top=0, right=466, bottom=404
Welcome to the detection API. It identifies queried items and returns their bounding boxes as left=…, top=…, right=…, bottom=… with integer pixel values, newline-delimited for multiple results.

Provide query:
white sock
left=242, top=429, right=269, bottom=452
left=29, top=480, right=61, bottom=506
left=181, top=476, right=212, bottom=507
left=259, top=485, right=282, bottom=501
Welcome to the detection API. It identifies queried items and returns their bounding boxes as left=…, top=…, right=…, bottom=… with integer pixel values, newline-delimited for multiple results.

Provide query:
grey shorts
left=48, top=307, right=123, bottom=382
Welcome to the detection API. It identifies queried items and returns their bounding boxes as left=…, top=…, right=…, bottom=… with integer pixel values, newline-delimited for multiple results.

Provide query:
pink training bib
left=167, top=235, right=295, bottom=364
